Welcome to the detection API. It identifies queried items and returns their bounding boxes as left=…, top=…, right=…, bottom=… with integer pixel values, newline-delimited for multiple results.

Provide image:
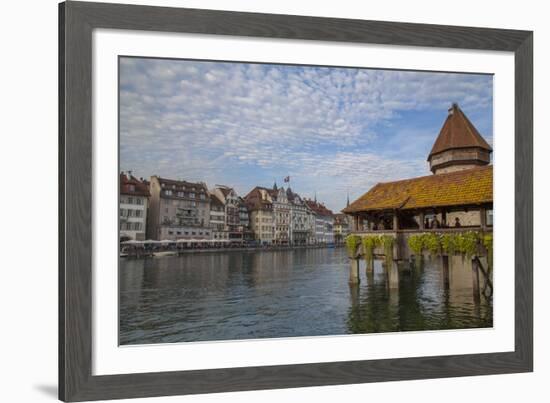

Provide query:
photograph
left=118, top=56, right=494, bottom=345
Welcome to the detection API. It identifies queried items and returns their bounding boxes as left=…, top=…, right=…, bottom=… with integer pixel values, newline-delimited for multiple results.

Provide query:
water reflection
left=347, top=256, right=492, bottom=334
left=120, top=248, right=492, bottom=345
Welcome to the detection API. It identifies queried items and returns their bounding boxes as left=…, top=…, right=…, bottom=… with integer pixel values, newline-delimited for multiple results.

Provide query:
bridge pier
left=366, top=258, right=374, bottom=274
left=442, top=255, right=450, bottom=290
left=349, top=258, right=360, bottom=284
left=386, top=261, right=399, bottom=289
left=471, top=257, right=481, bottom=304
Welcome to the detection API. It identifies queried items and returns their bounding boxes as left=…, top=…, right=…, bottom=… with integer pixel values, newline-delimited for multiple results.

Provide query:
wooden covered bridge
left=342, top=103, right=494, bottom=302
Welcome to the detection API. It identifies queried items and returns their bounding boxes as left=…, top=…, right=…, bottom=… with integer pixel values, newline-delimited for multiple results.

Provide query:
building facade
left=213, top=186, right=251, bottom=241
left=305, top=199, right=334, bottom=244
left=286, top=187, right=312, bottom=245
left=333, top=213, right=351, bottom=245
left=245, top=187, right=275, bottom=245
left=209, top=193, right=227, bottom=240
left=272, top=186, right=291, bottom=245
left=238, top=197, right=254, bottom=241
left=147, top=176, right=211, bottom=240
left=119, top=172, right=149, bottom=241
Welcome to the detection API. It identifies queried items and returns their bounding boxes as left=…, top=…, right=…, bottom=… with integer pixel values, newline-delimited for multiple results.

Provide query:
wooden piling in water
left=471, top=257, right=481, bottom=304
left=349, top=258, right=360, bottom=284
left=387, top=261, right=399, bottom=289
left=366, top=258, right=374, bottom=274
left=442, top=255, right=450, bottom=290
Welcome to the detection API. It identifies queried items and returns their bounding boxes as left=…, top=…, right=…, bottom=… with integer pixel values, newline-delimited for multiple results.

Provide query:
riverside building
left=119, top=172, right=150, bottom=241
left=147, top=176, right=211, bottom=240
left=305, top=199, right=335, bottom=245
left=245, top=187, right=275, bottom=245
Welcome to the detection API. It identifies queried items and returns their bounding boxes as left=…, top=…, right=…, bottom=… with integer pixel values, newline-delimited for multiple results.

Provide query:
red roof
left=305, top=199, right=334, bottom=217
left=244, top=187, right=274, bottom=211
left=156, top=176, right=208, bottom=193
left=120, top=173, right=150, bottom=197
left=428, top=103, right=492, bottom=160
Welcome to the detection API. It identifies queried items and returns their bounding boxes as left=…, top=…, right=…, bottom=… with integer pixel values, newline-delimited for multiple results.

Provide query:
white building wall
left=120, top=195, right=148, bottom=240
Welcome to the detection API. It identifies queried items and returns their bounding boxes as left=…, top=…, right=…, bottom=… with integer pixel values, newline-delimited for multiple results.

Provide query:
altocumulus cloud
left=120, top=57, right=493, bottom=211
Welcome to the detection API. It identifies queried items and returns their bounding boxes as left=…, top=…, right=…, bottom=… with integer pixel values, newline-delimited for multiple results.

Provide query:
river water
left=119, top=247, right=492, bottom=345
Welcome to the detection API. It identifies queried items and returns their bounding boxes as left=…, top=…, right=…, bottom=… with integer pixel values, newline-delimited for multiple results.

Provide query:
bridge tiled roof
left=343, top=165, right=492, bottom=213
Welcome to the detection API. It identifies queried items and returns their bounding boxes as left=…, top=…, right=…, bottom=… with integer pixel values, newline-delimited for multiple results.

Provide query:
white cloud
left=119, top=57, right=493, bottom=211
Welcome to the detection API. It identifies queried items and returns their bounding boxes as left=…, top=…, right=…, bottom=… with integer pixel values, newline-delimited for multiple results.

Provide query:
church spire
left=273, top=181, right=278, bottom=191
left=346, top=190, right=350, bottom=208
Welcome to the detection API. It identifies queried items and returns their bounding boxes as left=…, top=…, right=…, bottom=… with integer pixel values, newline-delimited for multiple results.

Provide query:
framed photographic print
left=59, top=1, right=533, bottom=401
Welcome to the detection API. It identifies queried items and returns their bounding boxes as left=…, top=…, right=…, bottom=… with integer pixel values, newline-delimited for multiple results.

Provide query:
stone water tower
left=428, top=103, right=492, bottom=174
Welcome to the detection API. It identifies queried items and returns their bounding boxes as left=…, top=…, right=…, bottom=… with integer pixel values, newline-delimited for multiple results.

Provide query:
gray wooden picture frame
left=59, top=1, right=533, bottom=401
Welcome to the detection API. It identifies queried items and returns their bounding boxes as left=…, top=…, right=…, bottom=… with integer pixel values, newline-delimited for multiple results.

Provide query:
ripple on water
left=119, top=248, right=492, bottom=345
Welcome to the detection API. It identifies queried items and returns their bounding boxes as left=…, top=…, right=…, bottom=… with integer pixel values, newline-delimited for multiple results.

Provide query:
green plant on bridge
left=408, top=234, right=424, bottom=254
left=441, top=233, right=457, bottom=255
left=422, top=233, right=441, bottom=256
left=362, top=235, right=379, bottom=271
left=409, top=231, right=486, bottom=265
left=456, top=231, right=479, bottom=259
left=407, top=234, right=424, bottom=267
left=345, top=235, right=362, bottom=258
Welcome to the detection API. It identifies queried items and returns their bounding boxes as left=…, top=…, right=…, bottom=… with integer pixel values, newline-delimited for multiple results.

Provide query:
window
left=200, top=194, right=205, bottom=200
left=165, top=190, right=173, bottom=196
left=135, top=198, right=143, bottom=205
left=177, top=191, right=184, bottom=197
left=120, top=208, right=125, bottom=217
left=134, top=222, right=141, bottom=231
left=128, top=197, right=134, bottom=204
left=189, top=193, right=195, bottom=199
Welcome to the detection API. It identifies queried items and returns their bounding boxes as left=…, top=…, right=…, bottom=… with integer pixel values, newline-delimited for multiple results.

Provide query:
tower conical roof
left=428, top=103, right=492, bottom=161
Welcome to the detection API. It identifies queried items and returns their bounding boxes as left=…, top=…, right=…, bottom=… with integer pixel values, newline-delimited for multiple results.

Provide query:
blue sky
left=119, top=57, right=493, bottom=212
